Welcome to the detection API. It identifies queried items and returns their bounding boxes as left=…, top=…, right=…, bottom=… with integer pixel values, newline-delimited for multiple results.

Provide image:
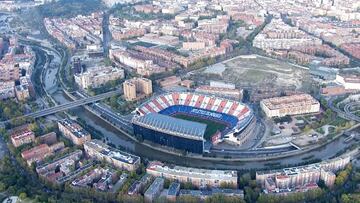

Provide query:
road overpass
left=344, top=102, right=360, bottom=122
left=328, top=97, right=360, bottom=122
left=20, top=91, right=119, bottom=120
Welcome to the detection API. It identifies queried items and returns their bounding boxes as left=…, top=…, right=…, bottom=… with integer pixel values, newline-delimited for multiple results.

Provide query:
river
left=38, top=41, right=356, bottom=170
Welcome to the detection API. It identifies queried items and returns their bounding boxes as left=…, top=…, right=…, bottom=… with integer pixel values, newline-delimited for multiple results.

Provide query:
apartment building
left=158, top=76, right=181, bottom=88
left=84, top=139, right=140, bottom=172
left=58, top=119, right=91, bottom=146
left=110, top=49, right=167, bottom=76
left=10, top=127, right=35, bottom=148
left=146, top=161, right=238, bottom=188
left=74, top=66, right=124, bottom=89
left=21, top=144, right=50, bottom=166
left=36, top=150, right=83, bottom=182
left=144, top=177, right=164, bottom=202
left=123, top=77, right=153, bottom=101
left=260, top=94, right=320, bottom=118
left=195, top=86, right=243, bottom=100
left=0, top=62, right=20, bottom=81
left=197, top=16, right=229, bottom=34
left=0, top=80, right=15, bottom=100
left=256, top=156, right=350, bottom=192
left=182, top=42, right=206, bottom=50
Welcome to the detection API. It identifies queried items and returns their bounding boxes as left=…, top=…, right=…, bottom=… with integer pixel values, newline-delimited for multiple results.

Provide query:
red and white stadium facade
left=135, top=92, right=255, bottom=142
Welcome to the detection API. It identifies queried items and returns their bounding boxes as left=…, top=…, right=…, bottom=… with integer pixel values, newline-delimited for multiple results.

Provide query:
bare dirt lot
left=219, top=55, right=313, bottom=91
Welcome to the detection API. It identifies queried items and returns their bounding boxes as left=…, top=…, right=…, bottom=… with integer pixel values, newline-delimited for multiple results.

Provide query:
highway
left=72, top=90, right=133, bottom=133
left=344, top=102, right=360, bottom=122
left=328, top=96, right=360, bottom=122
left=21, top=90, right=119, bottom=119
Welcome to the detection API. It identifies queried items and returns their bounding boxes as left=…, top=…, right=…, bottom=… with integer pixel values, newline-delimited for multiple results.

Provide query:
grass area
left=131, top=41, right=156, bottom=48
left=37, top=0, right=104, bottom=18
left=241, top=69, right=269, bottom=81
left=315, top=127, right=325, bottom=135
left=329, top=117, right=349, bottom=127
left=172, top=114, right=227, bottom=140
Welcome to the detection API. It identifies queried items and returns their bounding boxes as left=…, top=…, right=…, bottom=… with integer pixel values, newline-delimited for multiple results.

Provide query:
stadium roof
left=132, top=113, right=206, bottom=141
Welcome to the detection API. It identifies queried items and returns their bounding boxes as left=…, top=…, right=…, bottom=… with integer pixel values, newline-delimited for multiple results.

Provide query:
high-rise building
left=123, top=77, right=152, bottom=101
left=72, top=58, right=82, bottom=74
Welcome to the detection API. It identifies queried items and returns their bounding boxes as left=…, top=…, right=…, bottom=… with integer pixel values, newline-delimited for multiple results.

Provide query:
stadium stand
left=133, top=92, right=255, bottom=153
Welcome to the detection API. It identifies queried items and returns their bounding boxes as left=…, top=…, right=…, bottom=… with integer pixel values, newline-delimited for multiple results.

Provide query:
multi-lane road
left=344, top=102, right=360, bottom=122
left=328, top=96, right=360, bottom=122
left=17, top=91, right=119, bottom=120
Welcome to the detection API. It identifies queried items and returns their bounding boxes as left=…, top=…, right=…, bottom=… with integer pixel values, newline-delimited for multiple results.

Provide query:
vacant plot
left=217, top=55, right=311, bottom=90
left=173, top=114, right=227, bottom=140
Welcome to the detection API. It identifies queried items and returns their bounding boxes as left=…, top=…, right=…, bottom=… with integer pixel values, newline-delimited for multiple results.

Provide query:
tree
left=303, top=125, right=312, bottom=133
left=0, top=182, right=6, bottom=192
left=3, top=107, right=11, bottom=119
left=28, top=122, right=41, bottom=135
left=176, top=196, right=199, bottom=203
left=183, top=182, right=195, bottom=190
left=19, top=192, right=27, bottom=200
left=341, top=194, right=351, bottom=203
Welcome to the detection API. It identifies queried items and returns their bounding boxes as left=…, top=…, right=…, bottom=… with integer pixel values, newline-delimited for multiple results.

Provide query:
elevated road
left=22, top=91, right=119, bottom=119
left=344, top=102, right=360, bottom=122
left=328, top=97, right=360, bottom=122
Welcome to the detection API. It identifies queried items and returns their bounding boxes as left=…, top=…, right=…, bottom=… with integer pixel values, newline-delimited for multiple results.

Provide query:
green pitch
left=173, top=114, right=227, bottom=140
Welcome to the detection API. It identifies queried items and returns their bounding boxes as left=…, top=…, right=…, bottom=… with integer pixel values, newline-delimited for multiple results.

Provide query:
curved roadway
left=25, top=34, right=359, bottom=170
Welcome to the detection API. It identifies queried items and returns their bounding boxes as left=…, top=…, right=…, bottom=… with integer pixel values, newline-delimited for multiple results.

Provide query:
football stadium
left=132, top=92, right=255, bottom=154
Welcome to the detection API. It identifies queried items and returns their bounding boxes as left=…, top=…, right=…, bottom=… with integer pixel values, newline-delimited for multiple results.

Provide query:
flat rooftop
left=167, top=182, right=180, bottom=196
left=261, top=94, right=319, bottom=110
left=147, top=162, right=237, bottom=181
left=145, top=177, right=164, bottom=196
left=59, top=119, right=90, bottom=139
left=257, top=157, right=350, bottom=176
left=85, top=140, right=140, bottom=165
